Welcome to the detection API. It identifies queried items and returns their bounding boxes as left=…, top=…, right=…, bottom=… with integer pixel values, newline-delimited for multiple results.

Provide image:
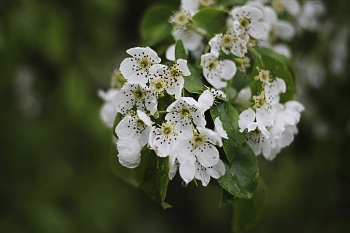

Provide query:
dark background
left=1, top=0, right=349, bottom=232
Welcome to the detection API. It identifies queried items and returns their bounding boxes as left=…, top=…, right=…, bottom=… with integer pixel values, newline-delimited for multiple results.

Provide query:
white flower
left=238, top=107, right=270, bottom=137
left=98, top=89, right=119, bottom=128
left=271, top=0, right=300, bottom=16
left=201, top=53, right=237, bottom=89
left=115, top=110, right=152, bottom=168
left=165, top=97, right=206, bottom=132
left=298, top=1, right=325, bottom=31
left=209, top=31, right=249, bottom=58
left=119, top=47, right=161, bottom=86
left=115, top=110, right=152, bottom=147
left=172, top=28, right=203, bottom=52
left=149, top=59, right=190, bottom=99
left=149, top=122, right=192, bottom=158
left=112, top=83, right=157, bottom=115
left=173, top=127, right=225, bottom=186
left=230, top=5, right=267, bottom=39
left=245, top=128, right=272, bottom=156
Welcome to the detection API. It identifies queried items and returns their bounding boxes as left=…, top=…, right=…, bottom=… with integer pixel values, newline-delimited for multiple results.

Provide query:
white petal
left=275, top=21, right=295, bottom=40
left=198, top=90, right=214, bottom=111
left=195, top=163, right=211, bottom=186
left=119, top=58, right=137, bottom=79
left=221, top=60, right=237, bottom=80
left=137, top=110, right=152, bottom=126
left=249, top=21, right=267, bottom=39
left=166, top=76, right=184, bottom=99
left=210, top=159, right=225, bottom=178
left=127, top=47, right=161, bottom=63
left=238, top=108, right=256, bottom=132
left=195, top=143, right=220, bottom=167
left=165, top=44, right=175, bottom=61
left=179, top=156, right=196, bottom=184
left=214, top=117, right=228, bottom=139
left=117, top=138, right=142, bottom=168
left=177, top=59, right=191, bottom=76
left=100, top=103, right=117, bottom=128
left=198, top=127, right=222, bottom=146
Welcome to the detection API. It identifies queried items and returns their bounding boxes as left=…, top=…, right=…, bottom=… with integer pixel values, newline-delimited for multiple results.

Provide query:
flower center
left=255, top=69, right=270, bottom=83
left=239, top=17, right=250, bottom=30
left=132, top=85, right=145, bottom=100
left=271, top=0, right=285, bottom=14
left=136, top=118, right=146, bottom=128
left=138, top=57, right=151, bottom=70
left=160, top=122, right=175, bottom=136
left=208, top=60, right=217, bottom=71
left=180, top=106, right=191, bottom=117
left=193, top=133, right=205, bottom=148
left=253, top=92, right=266, bottom=109
left=169, top=65, right=181, bottom=79
left=221, top=33, right=234, bottom=47
left=172, top=11, right=191, bottom=28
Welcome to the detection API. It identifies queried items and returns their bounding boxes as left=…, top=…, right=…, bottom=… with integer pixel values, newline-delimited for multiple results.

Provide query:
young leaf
left=249, top=47, right=294, bottom=103
left=184, top=65, right=206, bottom=94
left=133, top=147, right=170, bottom=203
left=192, top=9, right=228, bottom=39
left=232, top=179, right=267, bottom=233
left=217, top=142, right=259, bottom=198
left=140, top=6, right=173, bottom=46
left=174, top=40, right=187, bottom=61
left=210, top=102, right=245, bottom=164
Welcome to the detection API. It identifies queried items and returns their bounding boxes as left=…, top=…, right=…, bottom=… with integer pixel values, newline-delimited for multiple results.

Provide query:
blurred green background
left=1, top=0, right=350, bottom=232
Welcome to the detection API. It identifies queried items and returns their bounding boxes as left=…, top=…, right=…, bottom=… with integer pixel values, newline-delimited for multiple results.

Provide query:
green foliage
left=216, top=142, right=259, bottom=199
left=184, top=65, right=207, bottom=94
left=210, top=102, right=245, bottom=164
left=192, top=8, right=228, bottom=39
left=218, top=0, right=248, bottom=6
left=174, top=40, right=187, bottom=61
left=140, top=6, right=173, bottom=46
left=133, top=147, right=170, bottom=203
left=232, top=180, right=266, bottom=232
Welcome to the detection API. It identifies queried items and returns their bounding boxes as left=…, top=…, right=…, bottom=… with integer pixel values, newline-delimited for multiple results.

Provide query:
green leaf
left=219, top=188, right=236, bottom=208
left=210, top=102, right=245, bottom=164
left=133, top=147, right=170, bottom=203
left=174, top=39, right=187, bottom=61
left=249, top=47, right=294, bottom=103
left=140, top=6, right=173, bottom=46
left=109, top=142, right=139, bottom=188
left=184, top=65, right=206, bottom=94
left=217, top=142, right=259, bottom=198
left=217, top=0, right=247, bottom=6
left=232, top=180, right=267, bottom=233
left=192, top=9, right=228, bottom=39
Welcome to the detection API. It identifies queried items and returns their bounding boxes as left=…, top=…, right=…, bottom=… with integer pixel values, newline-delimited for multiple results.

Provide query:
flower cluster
left=98, top=0, right=309, bottom=189
left=106, top=46, right=228, bottom=186
left=238, top=68, right=304, bottom=160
